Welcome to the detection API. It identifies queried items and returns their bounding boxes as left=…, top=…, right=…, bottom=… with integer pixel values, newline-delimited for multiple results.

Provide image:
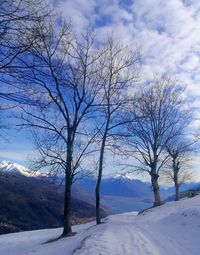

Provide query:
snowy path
left=74, top=212, right=159, bottom=255
left=73, top=196, right=200, bottom=255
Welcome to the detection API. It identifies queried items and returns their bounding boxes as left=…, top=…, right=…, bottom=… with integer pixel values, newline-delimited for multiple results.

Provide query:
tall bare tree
left=95, top=39, right=140, bottom=224
left=124, top=76, right=186, bottom=206
left=16, top=15, right=107, bottom=236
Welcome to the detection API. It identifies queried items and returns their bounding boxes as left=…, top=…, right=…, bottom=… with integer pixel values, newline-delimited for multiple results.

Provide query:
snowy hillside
left=1, top=195, right=200, bottom=255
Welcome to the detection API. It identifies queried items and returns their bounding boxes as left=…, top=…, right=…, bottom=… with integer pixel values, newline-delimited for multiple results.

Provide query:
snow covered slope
left=1, top=195, right=200, bottom=255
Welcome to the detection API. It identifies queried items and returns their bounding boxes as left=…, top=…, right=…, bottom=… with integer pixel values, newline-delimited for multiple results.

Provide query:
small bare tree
left=95, top=39, right=140, bottom=224
left=124, top=76, right=186, bottom=206
left=16, top=16, right=105, bottom=236
left=164, top=138, right=196, bottom=201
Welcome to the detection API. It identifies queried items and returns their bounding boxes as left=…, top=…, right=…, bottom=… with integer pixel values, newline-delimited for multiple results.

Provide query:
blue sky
left=1, top=0, right=200, bottom=178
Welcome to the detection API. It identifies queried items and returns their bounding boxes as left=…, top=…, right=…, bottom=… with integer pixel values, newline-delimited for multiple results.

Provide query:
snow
left=0, top=222, right=95, bottom=255
left=113, top=172, right=135, bottom=180
left=0, top=160, right=44, bottom=177
left=1, top=195, right=200, bottom=255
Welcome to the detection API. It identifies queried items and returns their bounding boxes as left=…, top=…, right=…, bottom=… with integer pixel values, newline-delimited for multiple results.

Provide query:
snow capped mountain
left=112, top=172, right=135, bottom=180
left=76, top=174, right=153, bottom=200
left=0, top=161, right=42, bottom=177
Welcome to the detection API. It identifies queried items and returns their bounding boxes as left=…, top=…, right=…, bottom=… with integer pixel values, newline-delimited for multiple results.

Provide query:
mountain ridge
left=1, top=160, right=199, bottom=217
left=0, top=160, right=44, bottom=177
left=0, top=161, right=107, bottom=234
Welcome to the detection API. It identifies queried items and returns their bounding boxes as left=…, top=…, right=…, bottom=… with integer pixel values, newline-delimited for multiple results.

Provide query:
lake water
left=102, top=196, right=153, bottom=214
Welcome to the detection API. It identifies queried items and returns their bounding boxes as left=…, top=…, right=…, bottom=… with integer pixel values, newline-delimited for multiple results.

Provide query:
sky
left=1, top=0, right=200, bottom=179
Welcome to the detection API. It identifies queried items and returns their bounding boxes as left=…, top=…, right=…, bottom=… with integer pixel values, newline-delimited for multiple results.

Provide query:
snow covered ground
left=1, top=195, right=200, bottom=255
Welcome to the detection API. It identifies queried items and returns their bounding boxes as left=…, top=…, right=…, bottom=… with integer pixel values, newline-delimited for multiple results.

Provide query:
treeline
left=0, top=0, right=197, bottom=237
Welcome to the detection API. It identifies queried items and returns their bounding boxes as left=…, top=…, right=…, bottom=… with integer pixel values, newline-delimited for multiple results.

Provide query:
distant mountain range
left=1, top=160, right=199, bottom=234
left=75, top=175, right=153, bottom=198
left=75, top=174, right=200, bottom=214
left=74, top=176, right=153, bottom=214
left=0, top=161, right=107, bottom=235
left=0, top=161, right=34, bottom=176
left=0, top=161, right=45, bottom=177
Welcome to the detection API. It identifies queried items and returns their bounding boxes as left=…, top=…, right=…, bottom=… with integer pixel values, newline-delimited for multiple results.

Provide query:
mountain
left=0, top=161, right=32, bottom=176
left=74, top=175, right=155, bottom=214
left=0, top=161, right=107, bottom=235
left=76, top=174, right=152, bottom=198
left=165, top=182, right=200, bottom=194
left=75, top=174, right=197, bottom=213
left=2, top=160, right=198, bottom=232
left=0, top=160, right=44, bottom=177
left=165, top=183, right=200, bottom=202
left=0, top=161, right=154, bottom=225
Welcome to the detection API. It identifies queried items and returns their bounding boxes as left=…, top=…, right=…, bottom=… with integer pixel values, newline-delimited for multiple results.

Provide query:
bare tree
left=164, top=138, right=196, bottom=201
left=95, top=39, right=140, bottom=224
left=0, top=0, right=51, bottom=102
left=0, top=0, right=52, bottom=147
left=124, top=76, right=186, bottom=206
left=0, top=0, right=50, bottom=70
left=16, top=16, right=107, bottom=236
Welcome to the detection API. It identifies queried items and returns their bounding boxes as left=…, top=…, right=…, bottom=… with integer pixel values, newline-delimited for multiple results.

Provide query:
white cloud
left=56, top=0, right=200, bottom=89
left=56, top=0, right=97, bottom=33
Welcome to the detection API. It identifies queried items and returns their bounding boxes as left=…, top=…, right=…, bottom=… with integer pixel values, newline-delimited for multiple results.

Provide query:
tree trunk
left=95, top=133, right=107, bottom=225
left=62, top=136, right=73, bottom=237
left=62, top=177, right=72, bottom=236
left=151, top=173, right=162, bottom=206
left=95, top=178, right=101, bottom=224
left=174, top=174, right=180, bottom=201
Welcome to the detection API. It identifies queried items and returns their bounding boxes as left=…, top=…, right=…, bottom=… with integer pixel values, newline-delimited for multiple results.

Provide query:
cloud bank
left=57, top=0, right=200, bottom=112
